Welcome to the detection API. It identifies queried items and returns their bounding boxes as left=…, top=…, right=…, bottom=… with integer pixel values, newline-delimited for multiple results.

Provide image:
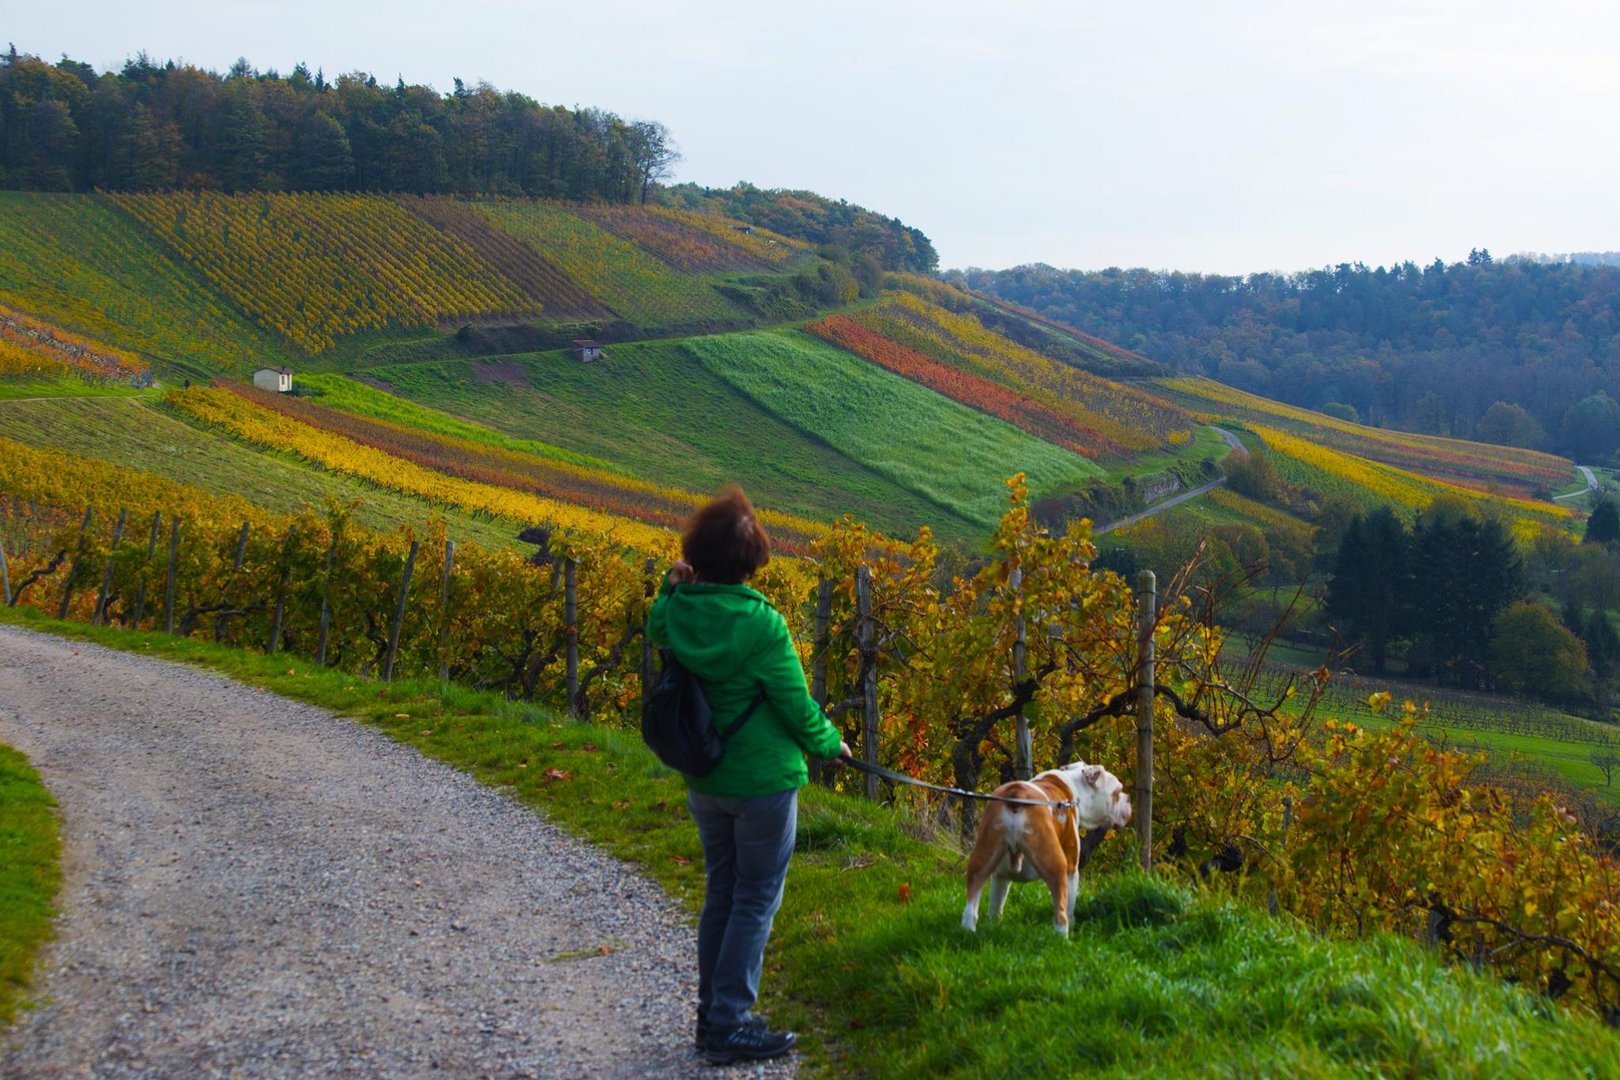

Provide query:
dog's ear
left=1081, top=764, right=1104, bottom=789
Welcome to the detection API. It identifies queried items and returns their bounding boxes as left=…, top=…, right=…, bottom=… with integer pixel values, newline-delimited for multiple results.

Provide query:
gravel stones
left=0, top=626, right=796, bottom=1078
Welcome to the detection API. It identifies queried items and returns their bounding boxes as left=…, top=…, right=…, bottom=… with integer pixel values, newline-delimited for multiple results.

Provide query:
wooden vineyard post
left=267, top=525, right=297, bottom=654
left=438, top=539, right=455, bottom=683
left=639, top=558, right=656, bottom=698
left=809, top=577, right=834, bottom=786
left=219, top=522, right=251, bottom=642
left=1010, top=566, right=1032, bottom=781
left=856, top=565, right=879, bottom=800
left=92, top=508, right=128, bottom=626
left=56, top=507, right=94, bottom=620
left=1135, top=570, right=1156, bottom=872
left=131, top=512, right=161, bottom=627
left=564, top=558, right=580, bottom=719
left=0, top=499, right=10, bottom=605
left=382, top=540, right=418, bottom=682
left=164, top=517, right=181, bottom=634
left=316, top=532, right=337, bottom=667
left=811, top=577, right=833, bottom=706
left=1268, top=796, right=1292, bottom=917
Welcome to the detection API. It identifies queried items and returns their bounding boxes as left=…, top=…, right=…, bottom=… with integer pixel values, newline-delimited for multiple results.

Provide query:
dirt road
left=0, top=625, right=790, bottom=1078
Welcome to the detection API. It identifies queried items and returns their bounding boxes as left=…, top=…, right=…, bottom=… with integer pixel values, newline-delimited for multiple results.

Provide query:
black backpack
left=641, top=649, right=765, bottom=777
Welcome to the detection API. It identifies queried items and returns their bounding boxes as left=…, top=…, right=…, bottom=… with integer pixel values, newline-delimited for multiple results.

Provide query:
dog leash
left=837, top=755, right=1076, bottom=810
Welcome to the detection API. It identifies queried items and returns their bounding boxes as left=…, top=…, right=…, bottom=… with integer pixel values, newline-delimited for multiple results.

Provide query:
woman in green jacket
left=647, top=486, right=848, bottom=1066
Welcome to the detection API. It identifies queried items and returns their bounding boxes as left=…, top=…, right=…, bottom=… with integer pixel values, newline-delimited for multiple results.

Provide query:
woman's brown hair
left=682, top=485, right=771, bottom=584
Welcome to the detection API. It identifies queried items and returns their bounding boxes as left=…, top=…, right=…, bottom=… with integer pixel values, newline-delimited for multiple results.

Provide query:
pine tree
left=1324, top=507, right=1410, bottom=674
left=1586, top=500, right=1620, bottom=545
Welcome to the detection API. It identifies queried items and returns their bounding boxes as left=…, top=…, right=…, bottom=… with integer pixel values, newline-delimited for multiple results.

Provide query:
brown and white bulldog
left=961, top=761, right=1132, bottom=938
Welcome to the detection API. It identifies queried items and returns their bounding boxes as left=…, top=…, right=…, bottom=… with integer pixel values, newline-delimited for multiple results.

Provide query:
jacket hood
left=658, top=582, right=772, bottom=683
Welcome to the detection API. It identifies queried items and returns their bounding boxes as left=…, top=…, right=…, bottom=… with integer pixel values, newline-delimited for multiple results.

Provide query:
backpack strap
left=715, top=690, right=768, bottom=741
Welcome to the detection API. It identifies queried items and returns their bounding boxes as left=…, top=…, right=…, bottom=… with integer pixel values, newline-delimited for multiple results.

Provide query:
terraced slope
left=1155, top=376, right=1573, bottom=498
left=1252, top=423, right=1570, bottom=537
left=0, top=397, right=521, bottom=549
left=218, top=383, right=831, bottom=551
left=686, top=329, right=1103, bottom=527
left=113, top=192, right=537, bottom=354
left=808, top=293, right=1191, bottom=460
left=571, top=204, right=798, bottom=272
left=355, top=343, right=983, bottom=540
left=393, top=197, right=612, bottom=321
left=472, top=202, right=749, bottom=326
left=0, top=194, right=293, bottom=381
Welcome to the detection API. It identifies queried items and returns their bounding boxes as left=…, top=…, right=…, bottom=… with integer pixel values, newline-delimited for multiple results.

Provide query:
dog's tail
left=997, top=782, right=1046, bottom=877
left=998, top=781, right=1044, bottom=812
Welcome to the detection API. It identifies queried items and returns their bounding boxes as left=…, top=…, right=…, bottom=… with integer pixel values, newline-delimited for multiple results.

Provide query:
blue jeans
left=686, top=787, right=798, bottom=1029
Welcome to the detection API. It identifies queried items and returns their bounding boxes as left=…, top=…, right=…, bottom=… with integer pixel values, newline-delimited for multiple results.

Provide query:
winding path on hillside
left=0, top=625, right=791, bottom=1078
left=1093, top=427, right=1248, bottom=536
left=1553, top=465, right=1599, bottom=502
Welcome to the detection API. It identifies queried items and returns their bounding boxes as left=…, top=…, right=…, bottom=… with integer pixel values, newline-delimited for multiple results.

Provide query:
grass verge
left=3, top=604, right=1618, bottom=1075
left=0, top=742, right=60, bottom=1026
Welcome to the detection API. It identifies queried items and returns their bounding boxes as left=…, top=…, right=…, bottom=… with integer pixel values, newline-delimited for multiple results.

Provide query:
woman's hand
left=667, top=559, right=696, bottom=584
left=836, top=740, right=852, bottom=761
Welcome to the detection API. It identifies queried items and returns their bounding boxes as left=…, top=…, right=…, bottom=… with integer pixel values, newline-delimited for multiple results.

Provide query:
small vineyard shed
left=253, top=366, right=293, bottom=392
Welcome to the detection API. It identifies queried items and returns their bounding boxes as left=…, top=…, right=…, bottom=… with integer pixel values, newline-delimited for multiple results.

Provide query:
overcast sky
left=11, top=1, right=1620, bottom=274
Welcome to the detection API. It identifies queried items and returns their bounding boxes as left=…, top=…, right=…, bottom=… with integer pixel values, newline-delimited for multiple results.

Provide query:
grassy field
left=687, top=329, right=1103, bottom=528
left=299, top=374, right=617, bottom=472
left=0, top=379, right=155, bottom=402
left=1223, top=635, right=1620, bottom=805
left=0, top=397, right=525, bottom=550
left=0, top=194, right=295, bottom=382
left=0, top=743, right=59, bottom=1027
left=5, top=605, right=1617, bottom=1077
left=357, top=342, right=984, bottom=540
left=1330, top=697, right=1618, bottom=804
left=1101, top=424, right=1234, bottom=482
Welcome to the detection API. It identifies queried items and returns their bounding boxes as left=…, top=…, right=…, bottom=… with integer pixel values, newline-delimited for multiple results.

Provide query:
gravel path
left=0, top=625, right=797, bottom=1078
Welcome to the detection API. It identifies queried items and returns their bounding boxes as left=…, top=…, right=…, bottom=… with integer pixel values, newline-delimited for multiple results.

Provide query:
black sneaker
left=695, top=1013, right=763, bottom=1050
left=702, top=1019, right=796, bottom=1065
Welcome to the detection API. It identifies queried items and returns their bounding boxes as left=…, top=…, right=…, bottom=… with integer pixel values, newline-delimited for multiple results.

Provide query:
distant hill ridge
left=964, top=255, right=1620, bottom=465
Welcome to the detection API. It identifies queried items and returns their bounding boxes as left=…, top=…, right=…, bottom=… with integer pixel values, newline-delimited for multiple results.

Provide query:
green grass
left=1223, top=635, right=1620, bottom=805
left=474, top=201, right=749, bottom=327
left=0, top=378, right=156, bottom=402
left=0, top=193, right=296, bottom=382
left=1330, top=698, right=1619, bottom=804
left=1101, top=424, right=1234, bottom=482
left=0, top=397, right=525, bottom=550
left=4, top=603, right=1618, bottom=1076
left=357, top=342, right=982, bottom=540
left=687, top=329, right=1103, bottom=527
left=296, top=373, right=618, bottom=472
left=0, top=743, right=60, bottom=1026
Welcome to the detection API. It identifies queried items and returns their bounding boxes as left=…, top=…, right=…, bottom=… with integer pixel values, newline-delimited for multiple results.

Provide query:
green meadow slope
left=686, top=329, right=1103, bottom=526
left=354, top=341, right=988, bottom=540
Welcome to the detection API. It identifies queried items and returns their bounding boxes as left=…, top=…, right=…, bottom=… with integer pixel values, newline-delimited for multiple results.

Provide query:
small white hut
left=572, top=340, right=605, bottom=363
left=253, top=366, right=293, bottom=393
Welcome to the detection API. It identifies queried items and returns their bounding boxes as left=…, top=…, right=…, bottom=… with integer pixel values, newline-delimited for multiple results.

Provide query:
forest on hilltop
left=962, top=254, right=1620, bottom=463
left=0, top=47, right=676, bottom=201
left=0, top=48, right=935, bottom=273
left=659, top=182, right=938, bottom=274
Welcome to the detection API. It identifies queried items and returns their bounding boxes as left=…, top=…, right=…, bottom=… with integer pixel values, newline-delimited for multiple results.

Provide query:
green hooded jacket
left=646, top=577, right=843, bottom=797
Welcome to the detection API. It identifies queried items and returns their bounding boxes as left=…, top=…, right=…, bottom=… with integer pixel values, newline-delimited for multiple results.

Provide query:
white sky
left=11, top=0, right=1620, bottom=274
